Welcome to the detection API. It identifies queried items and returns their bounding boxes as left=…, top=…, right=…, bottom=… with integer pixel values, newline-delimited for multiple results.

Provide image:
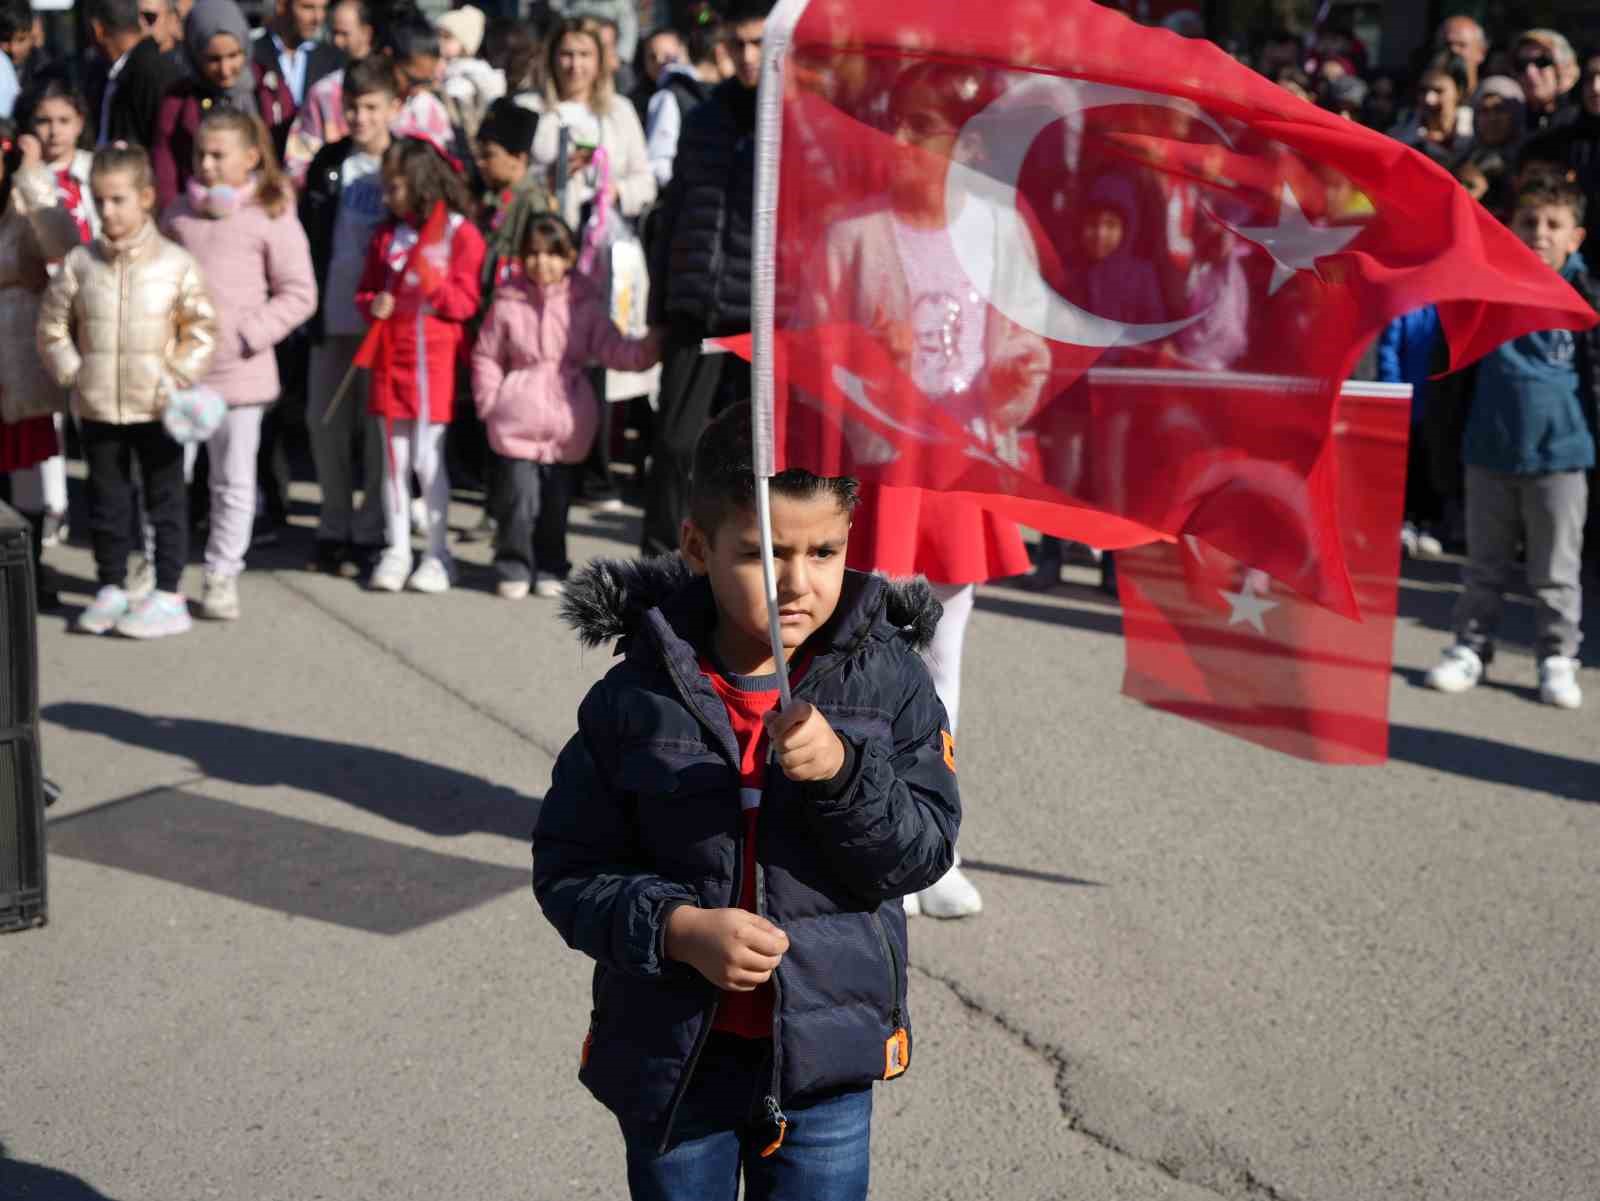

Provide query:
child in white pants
left=163, top=110, right=316, bottom=620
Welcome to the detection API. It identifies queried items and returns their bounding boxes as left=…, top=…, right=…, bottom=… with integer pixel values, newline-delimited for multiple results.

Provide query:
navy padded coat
left=534, top=556, right=960, bottom=1150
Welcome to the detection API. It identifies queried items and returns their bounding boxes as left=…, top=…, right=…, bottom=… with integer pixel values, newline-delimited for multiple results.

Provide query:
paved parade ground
left=4, top=489, right=1598, bottom=1201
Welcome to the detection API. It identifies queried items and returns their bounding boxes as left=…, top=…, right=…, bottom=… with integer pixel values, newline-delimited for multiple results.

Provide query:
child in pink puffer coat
left=471, top=214, right=660, bottom=599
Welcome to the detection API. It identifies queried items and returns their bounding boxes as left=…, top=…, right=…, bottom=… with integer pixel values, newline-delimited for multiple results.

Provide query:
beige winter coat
left=36, top=219, right=217, bottom=425
left=0, top=165, right=85, bottom=423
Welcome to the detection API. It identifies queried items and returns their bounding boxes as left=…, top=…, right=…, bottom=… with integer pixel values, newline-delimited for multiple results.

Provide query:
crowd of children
left=0, top=24, right=661, bottom=637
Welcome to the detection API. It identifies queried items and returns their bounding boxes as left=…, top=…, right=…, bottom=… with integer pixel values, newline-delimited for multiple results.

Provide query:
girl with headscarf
left=150, top=0, right=294, bottom=210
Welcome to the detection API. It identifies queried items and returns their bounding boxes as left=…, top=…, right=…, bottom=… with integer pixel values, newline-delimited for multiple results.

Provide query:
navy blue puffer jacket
left=534, top=556, right=960, bottom=1150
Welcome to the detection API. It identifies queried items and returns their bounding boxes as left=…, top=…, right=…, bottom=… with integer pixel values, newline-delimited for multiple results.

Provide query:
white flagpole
left=751, top=0, right=808, bottom=707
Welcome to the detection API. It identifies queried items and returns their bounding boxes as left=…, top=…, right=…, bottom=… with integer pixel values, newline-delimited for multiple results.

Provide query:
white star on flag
left=1219, top=581, right=1278, bottom=634
left=1223, top=182, right=1363, bottom=295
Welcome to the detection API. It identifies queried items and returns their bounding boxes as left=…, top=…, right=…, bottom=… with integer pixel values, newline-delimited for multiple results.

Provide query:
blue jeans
left=624, top=1033, right=872, bottom=1201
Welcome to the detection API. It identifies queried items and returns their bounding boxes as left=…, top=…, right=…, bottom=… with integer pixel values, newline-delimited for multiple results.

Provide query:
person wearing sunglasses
left=1521, top=50, right=1600, bottom=264
left=1513, top=29, right=1581, bottom=137
left=89, top=0, right=184, bottom=149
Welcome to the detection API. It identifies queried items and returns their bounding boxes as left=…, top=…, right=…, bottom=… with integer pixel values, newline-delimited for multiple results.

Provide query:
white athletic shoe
left=199, top=571, right=240, bottom=621
left=534, top=573, right=565, bottom=598
left=369, top=549, right=412, bottom=593
left=496, top=579, right=530, bottom=600
left=407, top=555, right=452, bottom=594
left=1415, top=531, right=1444, bottom=558
left=1538, top=656, right=1583, bottom=710
left=913, top=863, right=983, bottom=919
left=75, top=585, right=130, bottom=635
left=1424, top=644, right=1484, bottom=694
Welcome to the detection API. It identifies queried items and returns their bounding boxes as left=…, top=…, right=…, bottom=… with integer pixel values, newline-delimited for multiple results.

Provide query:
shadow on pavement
left=43, top=704, right=540, bottom=840
left=48, top=788, right=530, bottom=934
left=961, top=858, right=1104, bottom=888
left=0, top=1142, right=122, bottom=1200
left=974, top=591, right=1124, bottom=636
left=1388, top=724, right=1598, bottom=804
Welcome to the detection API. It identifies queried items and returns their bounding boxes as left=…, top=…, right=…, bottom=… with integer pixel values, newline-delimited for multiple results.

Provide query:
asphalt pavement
left=2, top=482, right=1596, bottom=1201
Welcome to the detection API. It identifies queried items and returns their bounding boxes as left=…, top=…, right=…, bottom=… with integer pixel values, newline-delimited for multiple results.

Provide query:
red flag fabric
left=1114, top=385, right=1410, bottom=764
left=761, top=0, right=1597, bottom=614
left=352, top=201, right=451, bottom=369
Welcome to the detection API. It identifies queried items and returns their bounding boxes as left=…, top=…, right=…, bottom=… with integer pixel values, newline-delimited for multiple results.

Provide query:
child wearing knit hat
left=474, top=97, right=555, bottom=308
left=437, top=6, right=505, bottom=138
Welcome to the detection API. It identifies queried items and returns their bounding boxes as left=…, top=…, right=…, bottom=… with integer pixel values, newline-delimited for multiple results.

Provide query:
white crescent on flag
left=945, top=76, right=1234, bottom=349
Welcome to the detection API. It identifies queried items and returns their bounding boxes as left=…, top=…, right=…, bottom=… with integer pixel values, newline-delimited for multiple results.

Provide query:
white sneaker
left=1400, top=521, right=1419, bottom=557
left=1416, top=531, right=1444, bottom=558
left=407, top=555, right=452, bottom=594
left=199, top=571, right=240, bottom=621
left=1538, top=655, right=1583, bottom=709
left=914, top=863, right=983, bottom=919
left=369, top=549, right=412, bottom=592
left=496, top=579, right=530, bottom=600
left=75, top=585, right=130, bottom=634
left=534, top=574, right=565, bottom=598
left=592, top=496, right=625, bottom=513
left=1424, top=644, right=1484, bottom=694
left=127, top=554, right=156, bottom=601
left=901, top=892, right=921, bottom=917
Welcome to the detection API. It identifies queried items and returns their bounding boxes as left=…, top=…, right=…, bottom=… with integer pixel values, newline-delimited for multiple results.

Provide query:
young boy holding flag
left=534, top=404, right=959, bottom=1199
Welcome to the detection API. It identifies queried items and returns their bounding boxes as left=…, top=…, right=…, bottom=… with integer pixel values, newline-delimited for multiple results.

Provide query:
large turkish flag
left=756, top=0, right=1597, bottom=615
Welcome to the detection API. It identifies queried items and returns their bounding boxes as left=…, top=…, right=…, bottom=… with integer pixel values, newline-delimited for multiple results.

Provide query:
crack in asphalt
left=269, top=571, right=569, bottom=764
left=911, top=962, right=1300, bottom=1201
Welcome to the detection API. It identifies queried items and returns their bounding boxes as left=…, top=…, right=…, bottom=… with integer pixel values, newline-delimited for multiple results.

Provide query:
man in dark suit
left=89, top=0, right=180, bottom=148
left=251, top=0, right=344, bottom=152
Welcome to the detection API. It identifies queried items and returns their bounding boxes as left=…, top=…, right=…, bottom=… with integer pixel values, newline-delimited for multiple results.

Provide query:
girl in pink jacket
left=164, top=110, right=317, bottom=622
left=471, top=214, right=660, bottom=598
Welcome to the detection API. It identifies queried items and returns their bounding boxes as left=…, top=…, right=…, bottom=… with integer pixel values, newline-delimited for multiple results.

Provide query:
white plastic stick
left=755, top=475, right=794, bottom=708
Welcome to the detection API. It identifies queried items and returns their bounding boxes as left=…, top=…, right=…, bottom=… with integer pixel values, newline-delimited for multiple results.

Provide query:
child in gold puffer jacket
left=37, top=144, right=217, bottom=640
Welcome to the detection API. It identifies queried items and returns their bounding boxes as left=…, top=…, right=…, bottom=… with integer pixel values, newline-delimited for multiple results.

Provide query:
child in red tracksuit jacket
left=355, top=132, right=485, bottom=595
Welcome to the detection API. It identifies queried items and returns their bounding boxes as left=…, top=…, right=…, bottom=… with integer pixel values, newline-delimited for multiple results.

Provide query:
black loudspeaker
left=0, top=500, right=45, bottom=932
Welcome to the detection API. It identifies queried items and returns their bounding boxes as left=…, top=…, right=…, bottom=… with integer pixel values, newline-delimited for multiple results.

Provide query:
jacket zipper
left=868, top=910, right=904, bottom=1029
left=117, top=253, right=129, bottom=421
left=755, top=858, right=787, bottom=1156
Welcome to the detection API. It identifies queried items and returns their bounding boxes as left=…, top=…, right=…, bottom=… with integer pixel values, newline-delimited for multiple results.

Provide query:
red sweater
left=699, top=658, right=785, bottom=1040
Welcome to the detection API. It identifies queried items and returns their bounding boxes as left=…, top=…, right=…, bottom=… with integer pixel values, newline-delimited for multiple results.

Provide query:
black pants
left=81, top=420, right=187, bottom=593
left=639, top=338, right=750, bottom=556
left=578, top=365, right=616, bottom=500
left=491, top=456, right=576, bottom=582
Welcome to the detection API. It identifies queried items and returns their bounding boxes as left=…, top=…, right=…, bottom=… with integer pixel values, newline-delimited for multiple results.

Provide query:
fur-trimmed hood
left=561, top=555, right=942, bottom=655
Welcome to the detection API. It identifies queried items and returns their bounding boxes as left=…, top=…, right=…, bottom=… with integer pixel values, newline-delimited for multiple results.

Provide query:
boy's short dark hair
left=0, top=0, right=32, bottom=42
left=344, top=54, right=399, bottom=103
left=688, top=404, right=858, bottom=543
left=1515, top=170, right=1587, bottom=227
left=93, top=0, right=141, bottom=36
left=383, top=8, right=441, bottom=61
left=723, top=0, right=775, bottom=25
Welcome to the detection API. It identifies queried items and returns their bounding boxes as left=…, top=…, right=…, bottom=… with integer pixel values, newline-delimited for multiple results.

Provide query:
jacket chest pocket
left=816, top=705, right=892, bottom=751
left=615, top=745, right=739, bottom=881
